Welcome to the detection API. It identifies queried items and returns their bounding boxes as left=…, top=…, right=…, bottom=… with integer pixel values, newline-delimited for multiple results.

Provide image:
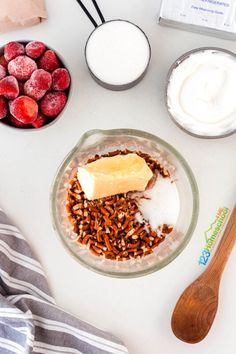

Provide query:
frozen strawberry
left=0, top=55, right=8, bottom=68
left=24, top=69, right=52, bottom=100
left=26, top=41, right=46, bottom=59
left=10, top=96, right=38, bottom=124
left=0, top=76, right=19, bottom=99
left=32, top=112, right=46, bottom=128
left=38, top=50, right=60, bottom=72
left=4, top=41, right=25, bottom=62
left=0, top=65, right=7, bottom=80
left=52, top=68, right=70, bottom=91
left=8, top=114, right=29, bottom=128
left=30, top=69, right=52, bottom=90
left=40, top=92, right=67, bottom=117
left=24, top=81, right=45, bottom=101
left=8, top=56, right=37, bottom=81
left=0, top=97, right=8, bottom=119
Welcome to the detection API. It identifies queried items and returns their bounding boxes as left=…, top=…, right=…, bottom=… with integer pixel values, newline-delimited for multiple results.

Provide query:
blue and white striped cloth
left=0, top=208, right=129, bottom=354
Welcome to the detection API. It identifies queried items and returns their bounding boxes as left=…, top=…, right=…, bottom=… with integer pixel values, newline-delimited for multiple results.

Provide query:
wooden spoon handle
left=203, top=205, right=236, bottom=283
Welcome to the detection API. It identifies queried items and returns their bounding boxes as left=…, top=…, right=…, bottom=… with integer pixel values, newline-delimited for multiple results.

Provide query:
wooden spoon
left=171, top=205, right=236, bottom=344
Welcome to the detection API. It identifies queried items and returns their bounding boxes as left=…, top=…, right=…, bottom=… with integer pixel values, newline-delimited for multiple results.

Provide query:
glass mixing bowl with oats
left=51, top=129, right=199, bottom=278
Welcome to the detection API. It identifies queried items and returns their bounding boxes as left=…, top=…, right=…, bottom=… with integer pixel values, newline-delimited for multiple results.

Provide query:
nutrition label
left=160, top=0, right=236, bottom=33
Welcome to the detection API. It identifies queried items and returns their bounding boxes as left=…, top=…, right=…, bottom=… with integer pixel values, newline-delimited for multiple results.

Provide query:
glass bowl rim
left=50, top=128, right=199, bottom=278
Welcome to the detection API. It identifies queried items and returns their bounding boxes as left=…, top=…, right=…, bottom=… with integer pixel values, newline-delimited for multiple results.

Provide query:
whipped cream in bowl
left=166, top=48, right=236, bottom=138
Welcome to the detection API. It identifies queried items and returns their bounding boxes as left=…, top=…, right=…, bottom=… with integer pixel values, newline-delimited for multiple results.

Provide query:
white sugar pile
left=135, top=176, right=180, bottom=230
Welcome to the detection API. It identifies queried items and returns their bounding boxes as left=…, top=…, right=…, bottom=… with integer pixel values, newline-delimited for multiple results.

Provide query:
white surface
left=86, top=20, right=150, bottom=85
left=0, top=1, right=235, bottom=354
left=167, top=49, right=236, bottom=136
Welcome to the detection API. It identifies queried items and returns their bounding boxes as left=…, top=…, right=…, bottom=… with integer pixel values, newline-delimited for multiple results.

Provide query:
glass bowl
left=166, top=47, right=236, bottom=139
left=51, top=129, right=199, bottom=278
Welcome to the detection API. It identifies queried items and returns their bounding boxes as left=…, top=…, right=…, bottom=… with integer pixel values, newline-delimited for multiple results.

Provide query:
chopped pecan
left=66, top=150, right=174, bottom=261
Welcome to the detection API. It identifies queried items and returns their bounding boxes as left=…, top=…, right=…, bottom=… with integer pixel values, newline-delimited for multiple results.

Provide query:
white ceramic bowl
left=0, top=40, right=72, bottom=132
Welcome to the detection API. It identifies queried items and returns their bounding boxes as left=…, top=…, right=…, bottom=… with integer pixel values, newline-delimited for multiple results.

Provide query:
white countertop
left=0, top=1, right=236, bottom=353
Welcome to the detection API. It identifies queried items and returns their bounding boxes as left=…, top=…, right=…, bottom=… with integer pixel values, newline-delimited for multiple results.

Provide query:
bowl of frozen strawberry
left=0, top=41, right=71, bottom=130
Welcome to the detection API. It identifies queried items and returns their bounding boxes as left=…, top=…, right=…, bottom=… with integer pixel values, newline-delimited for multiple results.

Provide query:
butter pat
left=77, top=153, right=153, bottom=200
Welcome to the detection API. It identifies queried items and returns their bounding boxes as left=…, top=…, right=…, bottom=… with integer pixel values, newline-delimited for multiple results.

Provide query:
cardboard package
left=0, top=0, right=47, bottom=33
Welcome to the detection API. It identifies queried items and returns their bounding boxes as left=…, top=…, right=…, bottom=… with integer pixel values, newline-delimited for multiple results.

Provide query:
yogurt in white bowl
left=166, top=48, right=236, bottom=138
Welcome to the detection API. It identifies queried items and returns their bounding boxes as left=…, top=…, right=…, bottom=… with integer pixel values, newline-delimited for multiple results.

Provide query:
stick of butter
left=77, top=153, right=153, bottom=200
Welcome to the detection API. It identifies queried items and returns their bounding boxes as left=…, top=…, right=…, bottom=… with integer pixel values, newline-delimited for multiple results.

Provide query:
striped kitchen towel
left=0, top=208, right=129, bottom=354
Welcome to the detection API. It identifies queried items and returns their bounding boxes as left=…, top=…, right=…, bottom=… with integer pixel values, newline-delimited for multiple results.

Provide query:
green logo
left=198, top=207, right=230, bottom=266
